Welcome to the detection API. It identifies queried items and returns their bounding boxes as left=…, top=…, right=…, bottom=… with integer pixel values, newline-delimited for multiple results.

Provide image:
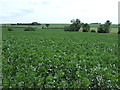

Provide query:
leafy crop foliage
left=2, top=28, right=119, bottom=88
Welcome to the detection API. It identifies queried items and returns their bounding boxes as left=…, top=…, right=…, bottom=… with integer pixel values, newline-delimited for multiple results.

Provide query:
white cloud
left=0, top=0, right=119, bottom=24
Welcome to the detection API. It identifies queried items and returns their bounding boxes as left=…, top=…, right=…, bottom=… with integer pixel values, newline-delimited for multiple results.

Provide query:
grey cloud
left=29, top=0, right=50, bottom=6
left=0, top=8, right=35, bottom=22
left=9, top=8, right=35, bottom=17
left=41, top=1, right=50, bottom=4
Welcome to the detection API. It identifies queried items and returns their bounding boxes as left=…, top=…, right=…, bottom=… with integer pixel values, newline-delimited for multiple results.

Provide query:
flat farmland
left=2, top=26, right=119, bottom=88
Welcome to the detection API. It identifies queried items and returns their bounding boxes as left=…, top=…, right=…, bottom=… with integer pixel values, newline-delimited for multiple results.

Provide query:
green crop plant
left=2, top=27, right=119, bottom=88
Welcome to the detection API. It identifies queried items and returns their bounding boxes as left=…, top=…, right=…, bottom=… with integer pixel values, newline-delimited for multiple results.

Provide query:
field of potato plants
left=2, top=27, right=119, bottom=88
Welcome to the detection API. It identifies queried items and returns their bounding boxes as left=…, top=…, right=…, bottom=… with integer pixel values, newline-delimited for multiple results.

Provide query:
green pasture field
left=1, top=25, right=119, bottom=88
left=2, top=23, right=118, bottom=28
left=2, top=23, right=118, bottom=33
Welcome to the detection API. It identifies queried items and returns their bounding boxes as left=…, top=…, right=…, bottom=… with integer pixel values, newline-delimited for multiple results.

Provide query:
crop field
left=2, top=26, right=119, bottom=88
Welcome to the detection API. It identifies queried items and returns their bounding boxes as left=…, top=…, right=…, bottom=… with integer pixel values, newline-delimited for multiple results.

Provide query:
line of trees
left=11, top=22, right=41, bottom=26
left=90, top=23, right=101, bottom=24
left=11, top=22, right=50, bottom=28
left=8, top=20, right=119, bottom=34
left=97, top=20, right=111, bottom=33
left=64, top=19, right=81, bottom=31
left=64, top=19, right=91, bottom=32
left=64, top=19, right=114, bottom=33
left=82, top=23, right=90, bottom=32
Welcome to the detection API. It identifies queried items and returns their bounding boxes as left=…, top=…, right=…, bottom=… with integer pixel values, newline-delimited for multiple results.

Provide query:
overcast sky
left=0, top=0, right=119, bottom=24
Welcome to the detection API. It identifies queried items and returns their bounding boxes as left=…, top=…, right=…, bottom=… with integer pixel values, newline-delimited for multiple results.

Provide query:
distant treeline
left=11, top=22, right=41, bottom=25
left=90, top=23, right=101, bottom=24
